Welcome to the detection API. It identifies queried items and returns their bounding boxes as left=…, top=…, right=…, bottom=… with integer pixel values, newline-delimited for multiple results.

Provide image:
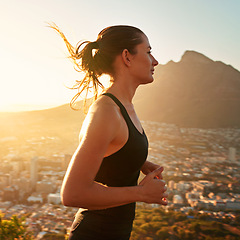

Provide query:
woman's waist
left=75, top=202, right=136, bottom=224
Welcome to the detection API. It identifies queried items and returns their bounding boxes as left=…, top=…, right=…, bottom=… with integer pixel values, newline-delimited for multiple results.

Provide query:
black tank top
left=95, top=93, right=148, bottom=188
left=74, top=93, right=148, bottom=226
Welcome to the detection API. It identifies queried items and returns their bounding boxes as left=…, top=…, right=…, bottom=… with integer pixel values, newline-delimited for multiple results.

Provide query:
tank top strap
left=102, top=93, right=132, bottom=125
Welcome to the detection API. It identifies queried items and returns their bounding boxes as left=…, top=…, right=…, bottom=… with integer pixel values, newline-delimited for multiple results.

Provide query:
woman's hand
left=141, top=161, right=163, bottom=179
left=139, top=167, right=168, bottom=205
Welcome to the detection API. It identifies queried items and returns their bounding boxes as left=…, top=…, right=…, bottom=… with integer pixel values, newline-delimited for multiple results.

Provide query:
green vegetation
left=1, top=209, right=240, bottom=240
left=0, top=214, right=33, bottom=240
left=130, top=207, right=240, bottom=240
left=40, top=233, right=66, bottom=240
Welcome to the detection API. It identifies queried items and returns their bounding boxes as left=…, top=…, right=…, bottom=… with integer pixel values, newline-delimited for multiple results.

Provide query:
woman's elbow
left=61, top=192, right=72, bottom=207
left=61, top=188, right=77, bottom=207
left=61, top=187, right=88, bottom=208
left=61, top=181, right=76, bottom=206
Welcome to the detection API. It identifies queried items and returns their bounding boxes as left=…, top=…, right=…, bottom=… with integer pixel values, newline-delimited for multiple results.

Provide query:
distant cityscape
left=0, top=121, right=239, bottom=239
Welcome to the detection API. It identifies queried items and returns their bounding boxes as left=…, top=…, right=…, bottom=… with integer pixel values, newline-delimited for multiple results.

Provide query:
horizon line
left=0, top=103, right=69, bottom=113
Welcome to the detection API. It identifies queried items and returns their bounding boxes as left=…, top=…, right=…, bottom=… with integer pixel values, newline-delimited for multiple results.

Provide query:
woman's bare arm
left=61, top=98, right=168, bottom=210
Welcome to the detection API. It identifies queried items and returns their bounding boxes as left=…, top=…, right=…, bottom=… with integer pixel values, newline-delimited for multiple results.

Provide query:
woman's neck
left=106, top=80, right=138, bottom=105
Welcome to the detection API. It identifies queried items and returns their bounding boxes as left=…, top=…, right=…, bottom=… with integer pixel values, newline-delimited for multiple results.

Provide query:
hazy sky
left=0, top=0, right=240, bottom=111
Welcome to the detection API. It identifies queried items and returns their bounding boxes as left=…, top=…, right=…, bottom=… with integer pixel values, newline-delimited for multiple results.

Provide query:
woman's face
left=129, top=34, right=158, bottom=85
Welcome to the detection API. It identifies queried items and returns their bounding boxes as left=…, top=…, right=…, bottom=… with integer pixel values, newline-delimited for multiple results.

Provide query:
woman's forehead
left=138, top=34, right=151, bottom=49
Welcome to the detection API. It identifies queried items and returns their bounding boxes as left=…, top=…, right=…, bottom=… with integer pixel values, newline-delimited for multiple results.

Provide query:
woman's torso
left=69, top=93, right=148, bottom=239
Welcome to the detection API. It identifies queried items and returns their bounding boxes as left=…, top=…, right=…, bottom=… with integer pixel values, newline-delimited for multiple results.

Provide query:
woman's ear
left=121, top=49, right=132, bottom=67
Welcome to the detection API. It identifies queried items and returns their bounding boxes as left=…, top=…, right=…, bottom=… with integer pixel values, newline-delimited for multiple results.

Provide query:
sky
left=0, top=0, right=240, bottom=112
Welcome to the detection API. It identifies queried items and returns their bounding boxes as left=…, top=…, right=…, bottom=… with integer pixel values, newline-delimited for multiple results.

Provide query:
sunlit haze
left=0, top=0, right=240, bottom=111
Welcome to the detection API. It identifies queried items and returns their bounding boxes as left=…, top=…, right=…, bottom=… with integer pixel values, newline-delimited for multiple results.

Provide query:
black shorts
left=68, top=211, right=133, bottom=240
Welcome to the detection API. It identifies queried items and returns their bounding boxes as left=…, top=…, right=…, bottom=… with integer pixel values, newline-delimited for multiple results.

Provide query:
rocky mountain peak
left=134, top=50, right=240, bottom=128
left=180, top=50, right=213, bottom=64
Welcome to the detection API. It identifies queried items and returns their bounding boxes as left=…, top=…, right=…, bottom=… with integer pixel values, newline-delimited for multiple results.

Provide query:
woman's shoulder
left=89, top=94, right=120, bottom=115
left=84, top=94, right=122, bottom=127
left=79, top=95, right=122, bottom=140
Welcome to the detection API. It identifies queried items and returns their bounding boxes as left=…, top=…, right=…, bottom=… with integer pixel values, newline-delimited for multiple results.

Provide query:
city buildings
left=0, top=121, right=239, bottom=238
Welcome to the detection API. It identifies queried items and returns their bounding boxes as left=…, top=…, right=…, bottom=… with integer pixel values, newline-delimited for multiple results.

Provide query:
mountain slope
left=134, top=50, right=240, bottom=128
left=1, top=50, right=239, bottom=138
left=0, top=103, right=85, bottom=140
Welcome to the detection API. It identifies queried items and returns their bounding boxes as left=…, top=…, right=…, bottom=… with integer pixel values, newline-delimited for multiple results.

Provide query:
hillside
left=134, top=50, right=240, bottom=128
left=0, top=103, right=85, bottom=140
left=1, top=50, right=240, bottom=138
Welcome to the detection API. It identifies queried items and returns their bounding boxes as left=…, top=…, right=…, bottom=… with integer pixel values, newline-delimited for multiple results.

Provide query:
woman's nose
left=152, top=56, right=158, bottom=66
